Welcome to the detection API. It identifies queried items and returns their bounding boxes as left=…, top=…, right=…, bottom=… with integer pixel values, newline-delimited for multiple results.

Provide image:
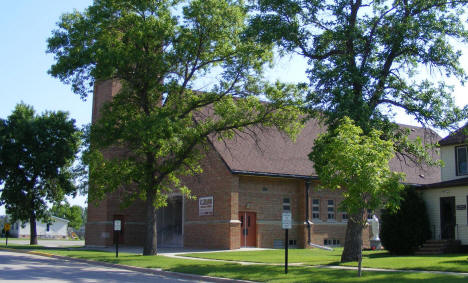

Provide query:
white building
left=8, top=216, right=69, bottom=239
left=420, top=127, right=468, bottom=245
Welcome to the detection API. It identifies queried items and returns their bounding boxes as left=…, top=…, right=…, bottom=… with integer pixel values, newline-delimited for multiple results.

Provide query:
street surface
left=0, top=251, right=208, bottom=282
left=2, top=239, right=84, bottom=247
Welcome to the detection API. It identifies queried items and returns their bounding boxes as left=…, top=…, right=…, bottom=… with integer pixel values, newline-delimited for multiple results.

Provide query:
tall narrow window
left=46, top=223, right=50, bottom=232
left=367, top=209, right=373, bottom=220
left=327, top=200, right=335, bottom=220
left=312, top=199, right=320, bottom=219
left=456, top=146, right=468, bottom=175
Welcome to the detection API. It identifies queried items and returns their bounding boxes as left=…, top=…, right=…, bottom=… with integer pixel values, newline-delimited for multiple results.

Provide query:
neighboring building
left=420, top=126, right=468, bottom=245
left=8, top=216, right=69, bottom=239
left=86, top=80, right=440, bottom=249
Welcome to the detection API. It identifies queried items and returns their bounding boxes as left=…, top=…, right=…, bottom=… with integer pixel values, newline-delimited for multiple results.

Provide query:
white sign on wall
left=199, top=196, right=214, bottom=216
left=114, top=220, right=121, bottom=231
left=282, top=212, right=292, bottom=229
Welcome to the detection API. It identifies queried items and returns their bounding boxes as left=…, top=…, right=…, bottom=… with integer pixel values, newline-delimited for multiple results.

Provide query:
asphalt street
left=0, top=251, right=208, bottom=282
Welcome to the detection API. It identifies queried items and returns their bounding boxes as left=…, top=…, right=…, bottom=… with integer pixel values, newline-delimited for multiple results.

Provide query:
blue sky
left=1, top=1, right=467, bottom=214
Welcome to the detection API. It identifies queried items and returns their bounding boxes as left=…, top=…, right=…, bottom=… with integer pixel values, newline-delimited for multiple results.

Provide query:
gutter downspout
left=305, top=179, right=311, bottom=246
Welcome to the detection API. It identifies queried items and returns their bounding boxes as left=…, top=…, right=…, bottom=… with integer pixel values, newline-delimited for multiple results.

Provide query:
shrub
left=380, top=188, right=431, bottom=255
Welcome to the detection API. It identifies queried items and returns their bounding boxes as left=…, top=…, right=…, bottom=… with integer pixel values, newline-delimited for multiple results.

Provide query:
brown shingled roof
left=209, top=119, right=441, bottom=185
left=438, top=124, right=468, bottom=146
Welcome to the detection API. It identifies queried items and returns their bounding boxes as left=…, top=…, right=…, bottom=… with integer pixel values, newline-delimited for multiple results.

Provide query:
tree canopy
left=48, top=0, right=304, bottom=255
left=50, top=201, right=85, bottom=230
left=310, top=117, right=405, bottom=264
left=250, top=0, right=468, bottom=262
left=0, top=103, right=81, bottom=244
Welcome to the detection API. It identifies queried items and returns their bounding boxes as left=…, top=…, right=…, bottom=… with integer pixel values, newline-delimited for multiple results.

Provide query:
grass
left=1, top=244, right=468, bottom=282
left=183, top=248, right=468, bottom=273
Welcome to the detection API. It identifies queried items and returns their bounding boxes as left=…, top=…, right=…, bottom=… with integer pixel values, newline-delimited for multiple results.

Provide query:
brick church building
left=85, top=80, right=440, bottom=249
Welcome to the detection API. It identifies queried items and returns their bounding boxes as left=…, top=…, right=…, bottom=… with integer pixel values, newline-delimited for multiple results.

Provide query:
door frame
left=440, top=196, right=456, bottom=240
left=239, top=211, right=257, bottom=248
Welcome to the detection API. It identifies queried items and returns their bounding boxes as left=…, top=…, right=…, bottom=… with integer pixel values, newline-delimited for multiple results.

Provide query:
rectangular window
left=367, top=209, right=373, bottom=220
left=456, top=146, right=468, bottom=176
left=312, top=199, right=320, bottom=219
left=327, top=200, right=335, bottom=220
left=342, top=211, right=348, bottom=222
left=46, top=223, right=50, bottom=232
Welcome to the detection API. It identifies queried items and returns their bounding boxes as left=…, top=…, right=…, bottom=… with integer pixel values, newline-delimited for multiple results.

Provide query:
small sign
left=282, top=212, right=292, bottom=229
left=456, top=204, right=467, bottom=210
left=4, top=223, right=11, bottom=232
left=199, top=196, right=214, bottom=216
left=114, top=220, right=121, bottom=231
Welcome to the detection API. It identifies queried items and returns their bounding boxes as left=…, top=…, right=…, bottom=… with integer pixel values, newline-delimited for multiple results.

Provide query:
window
left=367, top=209, right=373, bottom=220
left=312, top=199, right=320, bottom=219
left=324, top=239, right=340, bottom=246
left=327, top=200, right=335, bottom=220
left=456, top=146, right=468, bottom=176
left=46, top=223, right=50, bottom=232
left=342, top=211, right=348, bottom=222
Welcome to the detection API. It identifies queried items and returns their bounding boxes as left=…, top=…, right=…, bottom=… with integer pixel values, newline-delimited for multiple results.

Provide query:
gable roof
left=438, top=124, right=468, bottom=146
left=210, top=119, right=441, bottom=185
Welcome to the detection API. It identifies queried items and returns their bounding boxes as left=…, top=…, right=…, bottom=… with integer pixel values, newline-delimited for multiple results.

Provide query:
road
left=2, top=238, right=85, bottom=247
left=0, top=251, right=208, bottom=282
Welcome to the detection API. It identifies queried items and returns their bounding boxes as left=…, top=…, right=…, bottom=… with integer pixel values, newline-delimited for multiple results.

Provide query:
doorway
left=440, top=197, right=456, bottom=240
left=157, top=196, right=183, bottom=247
left=239, top=212, right=256, bottom=247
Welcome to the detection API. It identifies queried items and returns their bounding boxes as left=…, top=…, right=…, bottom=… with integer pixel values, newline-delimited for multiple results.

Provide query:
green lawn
left=183, top=248, right=468, bottom=273
left=1, top=245, right=468, bottom=282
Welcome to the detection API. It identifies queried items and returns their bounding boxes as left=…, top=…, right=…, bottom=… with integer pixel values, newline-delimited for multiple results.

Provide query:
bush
left=380, top=188, right=431, bottom=255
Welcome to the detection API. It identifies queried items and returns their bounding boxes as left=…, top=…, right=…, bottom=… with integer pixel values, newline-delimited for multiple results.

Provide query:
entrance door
left=440, top=197, right=456, bottom=240
left=239, top=212, right=256, bottom=247
left=113, top=215, right=125, bottom=244
left=157, top=196, right=183, bottom=247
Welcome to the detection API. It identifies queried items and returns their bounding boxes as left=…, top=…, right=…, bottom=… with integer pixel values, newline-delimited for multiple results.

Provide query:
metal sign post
left=4, top=223, right=11, bottom=247
left=282, top=211, right=292, bottom=274
left=114, top=220, right=121, bottom=258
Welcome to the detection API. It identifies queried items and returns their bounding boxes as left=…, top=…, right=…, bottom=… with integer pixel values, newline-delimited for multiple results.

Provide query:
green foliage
left=48, top=0, right=304, bottom=253
left=309, top=117, right=405, bottom=219
left=251, top=0, right=468, bottom=155
left=381, top=188, right=431, bottom=255
left=0, top=103, right=81, bottom=226
left=50, top=201, right=85, bottom=230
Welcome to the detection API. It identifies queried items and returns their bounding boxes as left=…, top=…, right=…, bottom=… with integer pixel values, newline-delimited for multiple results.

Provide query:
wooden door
left=239, top=212, right=256, bottom=247
left=113, top=215, right=125, bottom=244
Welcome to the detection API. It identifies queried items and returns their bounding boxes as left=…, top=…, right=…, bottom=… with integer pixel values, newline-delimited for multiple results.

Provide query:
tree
left=0, top=104, right=81, bottom=245
left=50, top=202, right=85, bottom=230
left=380, top=188, right=431, bottom=255
left=47, top=0, right=304, bottom=255
left=250, top=0, right=468, bottom=262
left=310, top=117, right=404, bottom=264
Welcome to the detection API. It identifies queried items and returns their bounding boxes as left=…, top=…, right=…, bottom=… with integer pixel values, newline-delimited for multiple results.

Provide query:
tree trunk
left=29, top=214, right=38, bottom=245
left=341, top=210, right=365, bottom=263
left=143, top=191, right=158, bottom=255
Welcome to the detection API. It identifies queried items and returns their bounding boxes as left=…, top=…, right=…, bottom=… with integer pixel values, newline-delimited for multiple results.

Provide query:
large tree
left=310, top=117, right=404, bottom=264
left=250, top=0, right=468, bottom=261
left=47, top=0, right=303, bottom=255
left=0, top=104, right=81, bottom=245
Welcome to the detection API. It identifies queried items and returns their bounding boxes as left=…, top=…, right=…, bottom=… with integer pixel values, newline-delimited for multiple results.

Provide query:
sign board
left=282, top=212, right=292, bottom=229
left=199, top=196, right=214, bottom=216
left=114, top=220, right=121, bottom=231
left=456, top=204, right=467, bottom=210
left=4, top=223, right=11, bottom=232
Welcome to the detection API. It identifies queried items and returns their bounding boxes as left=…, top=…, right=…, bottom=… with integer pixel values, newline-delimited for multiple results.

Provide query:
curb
left=0, top=248, right=257, bottom=283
